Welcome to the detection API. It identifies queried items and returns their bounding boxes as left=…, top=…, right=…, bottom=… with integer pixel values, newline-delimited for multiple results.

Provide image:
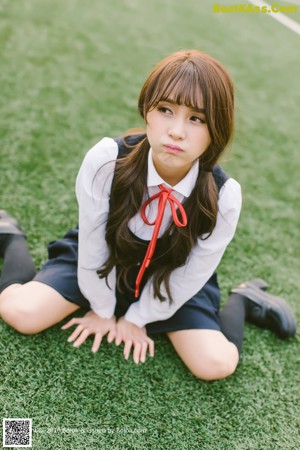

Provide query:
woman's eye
left=190, top=115, right=206, bottom=124
left=158, top=106, right=172, bottom=114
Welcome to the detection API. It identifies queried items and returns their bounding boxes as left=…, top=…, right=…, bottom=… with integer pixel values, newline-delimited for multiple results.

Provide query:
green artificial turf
left=0, top=0, right=299, bottom=449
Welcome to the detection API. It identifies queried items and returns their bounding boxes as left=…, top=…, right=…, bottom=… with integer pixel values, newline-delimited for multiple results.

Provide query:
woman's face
left=146, top=100, right=211, bottom=185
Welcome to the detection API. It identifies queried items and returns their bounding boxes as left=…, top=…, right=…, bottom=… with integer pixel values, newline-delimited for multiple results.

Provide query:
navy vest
left=112, top=134, right=229, bottom=299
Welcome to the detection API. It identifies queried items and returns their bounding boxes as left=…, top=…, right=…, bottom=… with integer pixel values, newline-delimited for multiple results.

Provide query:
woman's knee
left=168, top=329, right=239, bottom=381
left=0, top=289, right=42, bottom=334
left=0, top=281, right=79, bottom=334
left=190, top=349, right=239, bottom=381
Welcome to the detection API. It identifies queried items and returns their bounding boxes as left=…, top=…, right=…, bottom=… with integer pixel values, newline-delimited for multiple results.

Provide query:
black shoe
left=231, top=280, right=297, bottom=339
left=0, top=210, right=25, bottom=236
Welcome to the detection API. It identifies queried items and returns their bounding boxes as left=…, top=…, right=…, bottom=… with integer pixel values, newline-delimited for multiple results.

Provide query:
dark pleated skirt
left=34, top=228, right=221, bottom=334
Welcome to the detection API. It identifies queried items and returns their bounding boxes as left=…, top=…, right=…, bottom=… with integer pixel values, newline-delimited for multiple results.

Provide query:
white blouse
left=76, top=137, right=242, bottom=327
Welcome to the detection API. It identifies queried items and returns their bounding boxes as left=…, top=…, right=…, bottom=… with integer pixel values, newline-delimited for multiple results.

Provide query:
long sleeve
left=124, top=178, right=242, bottom=327
left=75, top=137, right=118, bottom=318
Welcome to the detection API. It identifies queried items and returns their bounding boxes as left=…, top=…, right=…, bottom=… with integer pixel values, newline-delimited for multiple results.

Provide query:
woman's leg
left=167, top=279, right=297, bottom=381
left=0, top=281, right=80, bottom=334
left=0, top=211, right=82, bottom=334
left=167, top=329, right=239, bottom=381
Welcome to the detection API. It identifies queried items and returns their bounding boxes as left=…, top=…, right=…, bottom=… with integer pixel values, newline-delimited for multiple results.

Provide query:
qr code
left=3, top=418, right=32, bottom=448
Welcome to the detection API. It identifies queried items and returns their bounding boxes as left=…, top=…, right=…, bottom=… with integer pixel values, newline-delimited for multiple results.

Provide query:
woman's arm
left=124, top=178, right=242, bottom=327
left=75, top=137, right=119, bottom=318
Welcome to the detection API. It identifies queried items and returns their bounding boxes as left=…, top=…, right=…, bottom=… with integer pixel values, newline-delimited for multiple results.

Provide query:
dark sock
left=219, top=293, right=247, bottom=355
left=0, top=234, right=36, bottom=292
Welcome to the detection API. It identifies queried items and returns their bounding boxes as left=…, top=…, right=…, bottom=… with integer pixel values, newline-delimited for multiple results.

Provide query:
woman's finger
left=91, top=333, right=103, bottom=353
left=67, top=324, right=84, bottom=342
left=123, top=340, right=133, bottom=360
left=147, top=337, right=155, bottom=357
left=61, top=317, right=82, bottom=330
left=107, top=329, right=116, bottom=344
left=115, top=331, right=123, bottom=346
left=73, top=328, right=91, bottom=348
left=133, top=342, right=142, bottom=364
left=140, top=341, right=148, bottom=363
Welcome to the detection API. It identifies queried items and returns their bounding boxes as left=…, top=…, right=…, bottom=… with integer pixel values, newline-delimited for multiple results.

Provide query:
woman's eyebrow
left=161, top=99, right=205, bottom=114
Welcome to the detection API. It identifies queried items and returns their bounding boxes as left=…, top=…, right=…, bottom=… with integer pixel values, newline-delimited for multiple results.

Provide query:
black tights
left=0, top=235, right=36, bottom=293
left=219, top=293, right=247, bottom=355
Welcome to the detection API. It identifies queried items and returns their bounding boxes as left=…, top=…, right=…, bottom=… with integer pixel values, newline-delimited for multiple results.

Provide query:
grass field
left=0, top=0, right=299, bottom=449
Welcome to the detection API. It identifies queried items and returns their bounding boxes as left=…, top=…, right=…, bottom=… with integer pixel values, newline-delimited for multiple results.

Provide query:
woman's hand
left=115, top=316, right=154, bottom=364
left=61, top=310, right=116, bottom=353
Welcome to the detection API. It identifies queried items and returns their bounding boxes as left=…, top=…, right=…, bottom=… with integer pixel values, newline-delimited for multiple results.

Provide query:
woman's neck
left=152, top=160, right=192, bottom=187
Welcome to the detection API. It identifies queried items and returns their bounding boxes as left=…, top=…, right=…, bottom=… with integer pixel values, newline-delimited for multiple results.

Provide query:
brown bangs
left=154, top=65, right=205, bottom=111
left=138, top=54, right=210, bottom=118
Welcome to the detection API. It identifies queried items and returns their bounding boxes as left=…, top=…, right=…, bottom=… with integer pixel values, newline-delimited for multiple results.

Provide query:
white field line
left=280, top=0, right=300, bottom=5
left=247, top=0, right=300, bottom=35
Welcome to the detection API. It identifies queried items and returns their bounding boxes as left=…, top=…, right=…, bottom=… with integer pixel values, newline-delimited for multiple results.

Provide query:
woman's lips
left=164, top=144, right=184, bottom=154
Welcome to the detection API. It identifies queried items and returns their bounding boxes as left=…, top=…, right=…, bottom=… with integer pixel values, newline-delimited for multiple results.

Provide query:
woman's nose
left=168, top=118, right=186, bottom=139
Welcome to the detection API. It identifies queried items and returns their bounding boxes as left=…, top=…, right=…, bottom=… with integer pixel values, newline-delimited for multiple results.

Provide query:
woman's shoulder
left=220, top=176, right=241, bottom=193
left=83, top=137, right=119, bottom=168
left=76, top=138, right=119, bottom=196
left=218, top=176, right=242, bottom=221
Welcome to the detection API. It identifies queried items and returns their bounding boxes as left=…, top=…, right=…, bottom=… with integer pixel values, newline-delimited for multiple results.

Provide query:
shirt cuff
left=91, top=304, right=115, bottom=320
left=124, top=304, right=148, bottom=328
left=78, top=266, right=116, bottom=319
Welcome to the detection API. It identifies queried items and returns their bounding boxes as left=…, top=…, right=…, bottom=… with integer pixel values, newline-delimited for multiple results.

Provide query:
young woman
left=0, top=50, right=296, bottom=381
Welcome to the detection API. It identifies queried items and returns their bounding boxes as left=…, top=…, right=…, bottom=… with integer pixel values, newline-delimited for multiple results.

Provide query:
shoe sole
left=245, top=278, right=268, bottom=291
left=0, top=210, right=25, bottom=236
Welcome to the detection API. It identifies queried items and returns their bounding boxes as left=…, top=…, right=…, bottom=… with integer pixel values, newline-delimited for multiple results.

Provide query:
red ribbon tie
left=134, top=184, right=187, bottom=298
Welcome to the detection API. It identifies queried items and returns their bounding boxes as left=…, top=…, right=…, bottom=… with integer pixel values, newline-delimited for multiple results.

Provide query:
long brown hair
left=98, top=50, right=235, bottom=302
